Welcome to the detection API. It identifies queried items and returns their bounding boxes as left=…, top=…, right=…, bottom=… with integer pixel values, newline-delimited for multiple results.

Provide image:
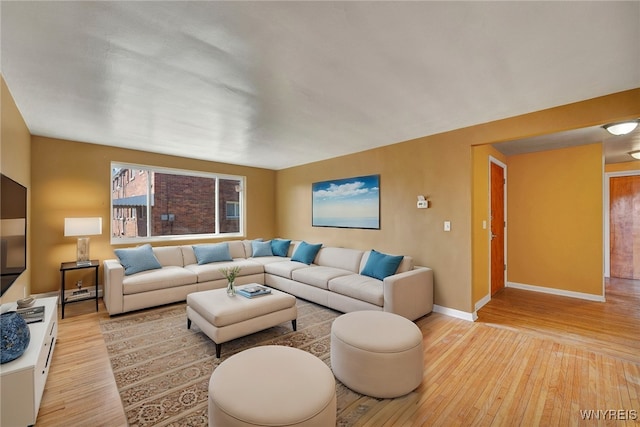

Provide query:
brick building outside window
left=111, top=165, right=243, bottom=240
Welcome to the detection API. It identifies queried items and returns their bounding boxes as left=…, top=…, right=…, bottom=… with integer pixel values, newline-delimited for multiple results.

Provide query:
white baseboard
left=433, top=304, right=477, bottom=322
left=506, top=281, right=605, bottom=302
left=474, top=294, right=491, bottom=311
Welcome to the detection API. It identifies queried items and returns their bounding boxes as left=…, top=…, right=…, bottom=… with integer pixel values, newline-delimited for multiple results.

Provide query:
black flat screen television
left=1, top=174, right=27, bottom=297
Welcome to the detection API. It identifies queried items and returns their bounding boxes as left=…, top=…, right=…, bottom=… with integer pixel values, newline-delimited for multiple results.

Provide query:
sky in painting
left=312, top=175, right=379, bottom=228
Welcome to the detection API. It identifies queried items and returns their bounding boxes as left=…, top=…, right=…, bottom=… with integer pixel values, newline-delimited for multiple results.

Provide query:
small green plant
left=220, top=266, right=241, bottom=283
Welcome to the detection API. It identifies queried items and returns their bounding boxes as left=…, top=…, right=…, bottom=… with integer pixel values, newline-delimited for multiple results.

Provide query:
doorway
left=490, top=158, right=506, bottom=295
left=608, top=173, right=640, bottom=279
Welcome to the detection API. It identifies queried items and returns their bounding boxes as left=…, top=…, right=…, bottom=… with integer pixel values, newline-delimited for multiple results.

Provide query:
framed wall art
left=312, top=174, right=380, bottom=229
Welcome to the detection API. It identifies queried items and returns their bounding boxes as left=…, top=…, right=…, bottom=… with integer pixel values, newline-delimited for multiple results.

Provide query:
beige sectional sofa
left=103, top=239, right=434, bottom=321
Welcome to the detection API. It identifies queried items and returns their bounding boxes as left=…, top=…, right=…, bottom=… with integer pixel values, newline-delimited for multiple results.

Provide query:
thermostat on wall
left=417, top=195, right=429, bottom=209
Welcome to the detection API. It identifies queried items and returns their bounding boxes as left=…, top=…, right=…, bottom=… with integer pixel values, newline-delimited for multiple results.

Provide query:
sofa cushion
left=181, top=245, right=198, bottom=266
left=292, top=266, right=354, bottom=290
left=315, top=247, right=363, bottom=273
left=225, top=240, right=247, bottom=258
left=328, top=274, right=384, bottom=307
left=241, top=239, right=262, bottom=257
left=252, top=240, right=273, bottom=257
left=271, top=239, right=292, bottom=257
left=152, top=246, right=185, bottom=267
left=359, top=251, right=414, bottom=275
left=185, top=259, right=264, bottom=283
left=291, top=241, right=322, bottom=265
left=182, top=241, right=246, bottom=265
left=122, top=266, right=198, bottom=294
left=249, top=256, right=291, bottom=266
left=242, top=239, right=252, bottom=257
left=264, top=260, right=310, bottom=279
left=193, top=243, right=233, bottom=265
left=361, top=249, right=404, bottom=280
left=114, top=244, right=163, bottom=276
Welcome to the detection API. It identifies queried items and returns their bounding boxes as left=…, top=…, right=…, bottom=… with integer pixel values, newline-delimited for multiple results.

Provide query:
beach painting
left=312, top=175, right=380, bottom=229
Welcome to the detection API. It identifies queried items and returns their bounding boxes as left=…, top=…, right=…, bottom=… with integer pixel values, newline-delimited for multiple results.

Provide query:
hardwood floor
left=36, top=278, right=640, bottom=426
left=36, top=302, right=127, bottom=426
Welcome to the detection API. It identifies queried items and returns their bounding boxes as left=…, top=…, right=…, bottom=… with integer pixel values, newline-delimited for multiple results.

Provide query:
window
left=111, top=162, right=244, bottom=243
left=226, top=201, right=240, bottom=219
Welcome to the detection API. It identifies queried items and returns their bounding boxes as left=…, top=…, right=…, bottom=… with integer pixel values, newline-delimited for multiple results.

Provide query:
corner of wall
left=0, top=75, right=32, bottom=303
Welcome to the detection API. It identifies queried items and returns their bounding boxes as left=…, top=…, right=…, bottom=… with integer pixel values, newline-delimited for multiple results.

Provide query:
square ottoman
left=187, top=286, right=297, bottom=357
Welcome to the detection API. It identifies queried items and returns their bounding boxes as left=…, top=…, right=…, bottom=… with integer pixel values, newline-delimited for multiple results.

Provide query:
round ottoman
left=208, top=345, right=336, bottom=426
left=330, top=311, right=423, bottom=398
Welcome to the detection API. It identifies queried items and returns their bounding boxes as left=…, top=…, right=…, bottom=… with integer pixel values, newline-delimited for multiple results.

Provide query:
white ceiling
left=1, top=1, right=639, bottom=170
left=494, top=123, right=640, bottom=163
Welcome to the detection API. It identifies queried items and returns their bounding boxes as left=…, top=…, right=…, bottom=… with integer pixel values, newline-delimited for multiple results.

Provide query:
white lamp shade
left=64, top=217, right=102, bottom=237
left=630, top=151, right=640, bottom=160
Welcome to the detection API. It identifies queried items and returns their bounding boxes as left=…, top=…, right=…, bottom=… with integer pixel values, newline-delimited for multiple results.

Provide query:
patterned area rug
left=100, top=299, right=384, bottom=426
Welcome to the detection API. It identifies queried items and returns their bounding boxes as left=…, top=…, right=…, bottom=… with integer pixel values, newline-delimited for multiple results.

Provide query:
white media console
left=1, top=296, right=58, bottom=426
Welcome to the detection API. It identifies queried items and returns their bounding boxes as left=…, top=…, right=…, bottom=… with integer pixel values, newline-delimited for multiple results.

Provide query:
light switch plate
left=444, top=221, right=451, bottom=231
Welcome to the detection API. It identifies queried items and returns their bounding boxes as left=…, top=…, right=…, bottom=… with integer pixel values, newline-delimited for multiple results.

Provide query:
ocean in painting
left=312, top=216, right=379, bottom=229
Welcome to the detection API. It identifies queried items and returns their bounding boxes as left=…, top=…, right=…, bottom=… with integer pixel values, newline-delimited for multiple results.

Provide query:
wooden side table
left=60, top=260, right=99, bottom=319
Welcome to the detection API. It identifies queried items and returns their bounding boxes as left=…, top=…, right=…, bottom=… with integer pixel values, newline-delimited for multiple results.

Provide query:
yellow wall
left=277, top=135, right=473, bottom=312
left=605, top=160, right=640, bottom=173
left=507, top=143, right=604, bottom=295
left=0, top=75, right=32, bottom=304
left=471, top=145, right=506, bottom=305
left=30, top=137, right=276, bottom=295
left=277, top=89, right=640, bottom=313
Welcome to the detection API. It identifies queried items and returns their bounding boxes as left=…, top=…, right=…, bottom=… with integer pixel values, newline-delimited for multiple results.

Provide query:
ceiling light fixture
left=629, top=150, right=640, bottom=160
left=603, top=120, right=639, bottom=136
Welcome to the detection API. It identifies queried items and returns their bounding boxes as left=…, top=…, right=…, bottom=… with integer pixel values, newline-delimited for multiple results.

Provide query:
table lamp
left=64, top=217, right=102, bottom=266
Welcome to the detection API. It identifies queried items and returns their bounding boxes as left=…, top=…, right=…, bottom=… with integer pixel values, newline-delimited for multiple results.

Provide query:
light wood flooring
left=36, top=278, right=640, bottom=426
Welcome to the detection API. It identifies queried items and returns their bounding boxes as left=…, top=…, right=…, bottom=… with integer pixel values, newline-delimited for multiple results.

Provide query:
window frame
left=110, top=162, right=245, bottom=244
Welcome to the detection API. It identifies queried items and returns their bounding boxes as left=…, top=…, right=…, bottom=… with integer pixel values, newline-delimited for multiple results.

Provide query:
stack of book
left=237, top=285, right=272, bottom=298
left=17, top=305, right=45, bottom=324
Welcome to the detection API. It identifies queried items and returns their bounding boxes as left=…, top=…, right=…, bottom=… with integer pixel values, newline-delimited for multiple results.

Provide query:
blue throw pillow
left=291, top=241, right=322, bottom=265
left=271, top=239, right=292, bottom=257
left=361, top=249, right=404, bottom=281
left=193, top=243, right=232, bottom=265
left=252, top=240, right=273, bottom=257
left=114, top=244, right=162, bottom=276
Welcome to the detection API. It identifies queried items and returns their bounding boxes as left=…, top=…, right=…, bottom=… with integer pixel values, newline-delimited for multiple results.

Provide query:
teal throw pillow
left=193, top=243, right=232, bottom=265
left=291, top=241, right=322, bottom=265
left=252, top=240, right=273, bottom=257
left=271, top=239, right=292, bottom=257
left=361, top=249, right=404, bottom=281
left=114, top=244, right=162, bottom=276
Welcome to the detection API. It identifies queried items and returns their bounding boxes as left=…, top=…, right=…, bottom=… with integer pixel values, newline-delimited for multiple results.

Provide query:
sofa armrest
left=383, top=266, right=434, bottom=321
left=103, top=259, right=125, bottom=315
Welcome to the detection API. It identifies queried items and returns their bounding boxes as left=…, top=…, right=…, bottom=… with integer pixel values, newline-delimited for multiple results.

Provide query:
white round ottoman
left=330, top=311, right=423, bottom=398
left=208, top=345, right=336, bottom=426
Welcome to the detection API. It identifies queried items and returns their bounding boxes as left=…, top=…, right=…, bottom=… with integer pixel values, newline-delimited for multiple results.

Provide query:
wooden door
left=490, top=161, right=506, bottom=295
left=610, top=175, right=640, bottom=279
